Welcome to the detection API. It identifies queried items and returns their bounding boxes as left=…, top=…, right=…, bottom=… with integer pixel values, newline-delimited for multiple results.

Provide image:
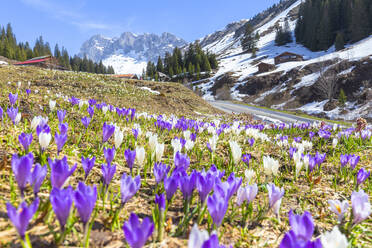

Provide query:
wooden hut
left=257, top=62, right=276, bottom=73
left=14, top=55, right=64, bottom=69
left=274, top=52, right=304, bottom=65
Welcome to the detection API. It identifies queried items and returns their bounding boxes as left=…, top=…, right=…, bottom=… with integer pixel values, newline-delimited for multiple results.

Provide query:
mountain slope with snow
left=193, top=0, right=372, bottom=120
left=79, top=32, right=187, bottom=74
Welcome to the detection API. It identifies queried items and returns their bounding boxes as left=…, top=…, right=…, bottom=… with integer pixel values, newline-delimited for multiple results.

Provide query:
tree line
left=144, top=41, right=218, bottom=81
left=0, top=23, right=114, bottom=74
left=295, top=0, right=372, bottom=51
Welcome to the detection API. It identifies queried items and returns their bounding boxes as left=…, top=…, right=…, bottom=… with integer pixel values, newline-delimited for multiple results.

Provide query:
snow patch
left=139, top=87, right=160, bottom=95
left=0, top=61, right=8, bottom=65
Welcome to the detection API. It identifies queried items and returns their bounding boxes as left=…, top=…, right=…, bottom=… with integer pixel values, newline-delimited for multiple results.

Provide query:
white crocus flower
left=39, top=131, right=52, bottom=150
left=320, top=226, right=348, bottom=248
left=102, top=106, right=109, bottom=114
left=328, top=200, right=349, bottom=222
left=135, top=146, right=146, bottom=168
left=17, top=81, right=22, bottom=88
left=263, top=156, right=280, bottom=176
left=155, top=142, right=164, bottom=161
left=229, top=140, right=242, bottom=165
left=15, top=113, right=22, bottom=125
left=114, top=129, right=124, bottom=148
left=31, top=116, right=44, bottom=130
left=171, top=138, right=182, bottom=154
left=183, top=130, right=191, bottom=140
left=209, top=134, right=218, bottom=152
left=149, top=134, right=158, bottom=153
left=293, top=151, right=304, bottom=175
left=79, top=100, right=88, bottom=109
left=332, top=138, right=338, bottom=148
left=49, top=100, right=56, bottom=111
left=185, top=139, right=194, bottom=151
left=207, top=126, right=216, bottom=135
left=188, top=224, right=209, bottom=248
left=245, top=169, right=256, bottom=184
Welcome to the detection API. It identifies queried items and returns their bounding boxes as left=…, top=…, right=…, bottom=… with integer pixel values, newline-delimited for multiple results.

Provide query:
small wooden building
left=112, top=74, right=138, bottom=79
left=158, top=72, right=171, bottom=82
left=14, top=55, right=64, bottom=69
left=257, top=62, right=276, bottom=73
left=274, top=52, right=304, bottom=65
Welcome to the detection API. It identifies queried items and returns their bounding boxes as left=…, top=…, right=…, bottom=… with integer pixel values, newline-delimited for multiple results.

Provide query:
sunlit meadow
left=0, top=78, right=371, bottom=248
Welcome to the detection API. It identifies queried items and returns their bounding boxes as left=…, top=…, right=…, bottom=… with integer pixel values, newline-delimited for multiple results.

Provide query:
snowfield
left=103, top=54, right=146, bottom=75
left=192, top=0, right=372, bottom=120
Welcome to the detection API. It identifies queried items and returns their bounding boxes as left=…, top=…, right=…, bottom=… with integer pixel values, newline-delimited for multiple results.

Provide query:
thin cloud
left=20, top=0, right=120, bottom=32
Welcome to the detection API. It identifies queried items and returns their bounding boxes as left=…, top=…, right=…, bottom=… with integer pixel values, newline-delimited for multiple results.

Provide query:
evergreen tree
left=156, top=56, right=164, bottom=72
left=240, top=23, right=259, bottom=52
left=335, top=32, right=345, bottom=51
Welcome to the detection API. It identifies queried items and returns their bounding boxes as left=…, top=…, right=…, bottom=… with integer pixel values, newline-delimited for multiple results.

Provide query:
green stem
left=157, top=210, right=165, bottom=242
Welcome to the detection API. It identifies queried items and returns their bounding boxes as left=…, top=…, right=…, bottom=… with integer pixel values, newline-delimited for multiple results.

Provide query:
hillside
left=193, top=0, right=372, bottom=121
left=0, top=65, right=221, bottom=116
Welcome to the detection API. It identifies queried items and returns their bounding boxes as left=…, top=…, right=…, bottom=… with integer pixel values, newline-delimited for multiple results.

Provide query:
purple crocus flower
left=132, top=128, right=139, bottom=140
left=318, top=130, right=331, bottom=139
left=242, top=154, right=251, bottom=167
left=209, top=164, right=225, bottom=180
left=340, top=154, right=350, bottom=168
left=81, top=156, right=95, bottom=180
left=50, top=186, right=73, bottom=230
left=314, top=152, right=326, bottom=166
left=73, top=182, right=97, bottom=224
left=357, top=168, right=370, bottom=186
left=87, top=106, right=94, bottom=118
left=179, top=170, right=197, bottom=201
left=49, top=156, right=77, bottom=189
left=155, top=193, right=166, bottom=211
left=153, top=162, right=170, bottom=184
left=215, top=173, right=242, bottom=200
left=207, top=191, right=229, bottom=228
left=120, top=173, right=141, bottom=205
left=7, top=107, right=19, bottom=124
left=206, top=143, right=212, bottom=153
left=69, top=96, right=80, bottom=106
left=280, top=210, right=322, bottom=248
left=103, top=146, right=116, bottom=165
left=236, top=184, right=258, bottom=206
left=164, top=174, right=179, bottom=201
left=58, top=123, right=68, bottom=136
left=9, top=92, right=18, bottom=106
left=31, top=163, right=47, bottom=197
left=267, top=183, right=285, bottom=216
left=0, top=106, right=3, bottom=120
left=122, top=213, right=154, bottom=248
left=294, top=137, right=302, bottom=143
left=309, top=132, right=315, bottom=140
left=308, top=156, right=317, bottom=172
left=55, top=132, right=67, bottom=154
left=57, top=110, right=66, bottom=123
left=26, top=89, right=31, bottom=95
left=190, top=133, right=197, bottom=142
left=201, top=234, right=230, bottom=248
left=18, top=132, right=33, bottom=152
left=125, top=149, right=136, bottom=173
left=81, top=116, right=91, bottom=129
left=174, top=151, right=190, bottom=170
left=88, top=99, right=96, bottom=106
left=248, top=138, right=255, bottom=147
left=196, top=170, right=215, bottom=204
left=101, top=163, right=116, bottom=187
left=102, top=122, right=115, bottom=143
left=351, top=190, right=372, bottom=224
left=289, top=147, right=297, bottom=158
left=11, top=153, right=33, bottom=198
left=6, top=198, right=39, bottom=239
left=348, top=155, right=360, bottom=169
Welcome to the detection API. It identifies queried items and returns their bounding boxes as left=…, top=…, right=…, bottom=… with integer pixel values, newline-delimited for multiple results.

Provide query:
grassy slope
left=0, top=65, right=222, bottom=116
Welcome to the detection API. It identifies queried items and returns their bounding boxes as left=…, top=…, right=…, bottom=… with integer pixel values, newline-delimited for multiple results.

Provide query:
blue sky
left=2, top=0, right=281, bottom=55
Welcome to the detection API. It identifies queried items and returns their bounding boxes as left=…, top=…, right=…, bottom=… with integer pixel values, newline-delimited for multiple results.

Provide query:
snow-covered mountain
left=79, top=32, right=187, bottom=74
left=193, top=0, right=372, bottom=120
